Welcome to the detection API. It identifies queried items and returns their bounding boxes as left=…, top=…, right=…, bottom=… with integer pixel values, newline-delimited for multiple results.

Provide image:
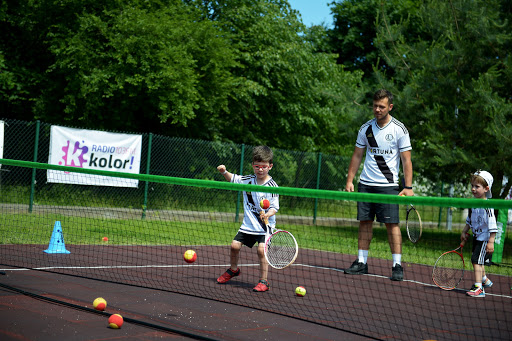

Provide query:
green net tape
left=2, top=158, right=511, bottom=210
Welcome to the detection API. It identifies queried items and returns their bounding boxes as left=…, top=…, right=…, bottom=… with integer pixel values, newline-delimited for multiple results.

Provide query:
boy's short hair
left=471, top=173, right=488, bottom=187
left=252, top=146, right=273, bottom=164
left=373, top=89, right=393, bottom=105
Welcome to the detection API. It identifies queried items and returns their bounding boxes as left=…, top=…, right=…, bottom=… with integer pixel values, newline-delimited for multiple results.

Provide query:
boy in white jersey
left=216, top=146, right=279, bottom=292
left=345, top=89, right=414, bottom=281
left=462, top=170, right=497, bottom=297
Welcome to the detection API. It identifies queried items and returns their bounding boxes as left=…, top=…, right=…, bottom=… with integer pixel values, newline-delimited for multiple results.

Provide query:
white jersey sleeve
left=231, top=174, right=279, bottom=235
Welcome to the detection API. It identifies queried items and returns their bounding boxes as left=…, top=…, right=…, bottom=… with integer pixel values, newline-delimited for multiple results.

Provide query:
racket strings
left=432, top=252, right=464, bottom=289
left=406, top=209, right=422, bottom=243
left=266, top=232, right=297, bottom=269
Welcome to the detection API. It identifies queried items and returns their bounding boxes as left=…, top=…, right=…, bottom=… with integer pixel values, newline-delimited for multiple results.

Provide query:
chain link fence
left=0, top=118, right=350, bottom=218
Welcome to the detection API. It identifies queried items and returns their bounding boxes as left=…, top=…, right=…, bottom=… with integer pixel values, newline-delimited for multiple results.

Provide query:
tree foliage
left=0, top=0, right=365, bottom=154
left=372, top=0, right=512, bottom=196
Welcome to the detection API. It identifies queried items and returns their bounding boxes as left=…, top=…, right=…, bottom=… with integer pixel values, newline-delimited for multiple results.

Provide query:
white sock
left=358, top=250, right=368, bottom=264
left=482, top=275, right=488, bottom=283
left=392, top=254, right=401, bottom=266
left=475, top=282, right=482, bottom=288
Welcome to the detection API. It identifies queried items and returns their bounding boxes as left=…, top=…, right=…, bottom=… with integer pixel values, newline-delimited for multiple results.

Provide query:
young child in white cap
left=461, top=170, right=498, bottom=297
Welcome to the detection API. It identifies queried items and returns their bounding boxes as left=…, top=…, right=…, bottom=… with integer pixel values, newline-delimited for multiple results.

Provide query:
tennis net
left=1, top=159, right=511, bottom=340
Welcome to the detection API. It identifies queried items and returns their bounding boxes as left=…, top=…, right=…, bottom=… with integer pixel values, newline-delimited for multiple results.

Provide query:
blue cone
left=44, top=221, right=70, bottom=254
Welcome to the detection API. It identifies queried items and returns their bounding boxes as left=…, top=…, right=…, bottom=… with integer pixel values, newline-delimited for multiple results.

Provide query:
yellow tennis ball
left=108, top=314, right=123, bottom=329
left=183, top=249, right=197, bottom=263
left=93, top=297, right=107, bottom=311
left=295, top=286, right=306, bottom=297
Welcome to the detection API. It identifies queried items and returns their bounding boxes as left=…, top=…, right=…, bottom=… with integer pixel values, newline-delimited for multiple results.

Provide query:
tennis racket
left=432, top=236, right=468, bottom=290
left=261, top=211, right=298, bottom=270
left=405, top=204, right=422, bottom=243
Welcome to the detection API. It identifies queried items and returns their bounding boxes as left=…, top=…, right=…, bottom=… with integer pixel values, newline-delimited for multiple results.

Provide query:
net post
left=235, top=143, right=245, bottom=223
left=142, top=133, right=153, bottom=220
left=313, top=152, right=322, bottom=225
left=29, top=120, right=40, bottom=213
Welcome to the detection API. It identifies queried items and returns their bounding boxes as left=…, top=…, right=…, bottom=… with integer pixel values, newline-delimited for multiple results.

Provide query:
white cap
left=474, top=170, right=493, bottom=198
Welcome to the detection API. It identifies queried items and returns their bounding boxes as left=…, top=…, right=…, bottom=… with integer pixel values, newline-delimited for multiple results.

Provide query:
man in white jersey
left=216, top=146, right=279, bottom=292
left=344, top=89, right=414, bottom=281
left=461, top=170, right=497, bottom=297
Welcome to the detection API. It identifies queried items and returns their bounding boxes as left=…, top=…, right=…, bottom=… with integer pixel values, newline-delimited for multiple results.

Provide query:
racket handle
left=260, top=210, right=269, bottom=225
left=460, top=233, right=470, bottom=247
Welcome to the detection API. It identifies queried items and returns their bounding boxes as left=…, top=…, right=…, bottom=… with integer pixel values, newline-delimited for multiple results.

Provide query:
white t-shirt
left=466, top=207, right=498, bottom=241
left=356, top=117, right=412, bottom=186
left=231, top=174, right=279, bottom=235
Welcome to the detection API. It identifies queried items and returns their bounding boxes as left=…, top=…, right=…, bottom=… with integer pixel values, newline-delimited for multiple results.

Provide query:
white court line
left=2, top=263, right=511, bottom=299
left=297, top=263, right=512, bottom=299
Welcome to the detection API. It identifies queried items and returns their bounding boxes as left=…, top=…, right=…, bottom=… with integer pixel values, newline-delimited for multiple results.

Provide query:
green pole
left=29, top=120, right=40, bottom=213
left=142, top=133, right=152, bottom=219
left=437, top=182, right=444, bottom=228
left=235, top=144, right=245, bottom=223
left=313, top=152, right=322, bottom=224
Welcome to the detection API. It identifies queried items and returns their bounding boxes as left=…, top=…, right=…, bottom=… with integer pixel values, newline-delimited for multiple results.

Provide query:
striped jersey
left=466, top=207, right=498, bottom=241
left=231, top=174, right=279, bottom=235
left=355, top=117, right=412, bottom=186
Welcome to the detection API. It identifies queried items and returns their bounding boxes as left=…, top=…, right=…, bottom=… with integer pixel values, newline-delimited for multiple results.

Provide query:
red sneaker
left=253, top=280, right=270, bottom=292
left=466, top=285, right=485, bottom=297
left=217, top=268, right=240, bottom=284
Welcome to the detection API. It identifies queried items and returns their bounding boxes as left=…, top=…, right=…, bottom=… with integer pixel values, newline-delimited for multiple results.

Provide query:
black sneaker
left=344, top=259, right=368, bottom=275
left=391, top=264, right=403, bottom=281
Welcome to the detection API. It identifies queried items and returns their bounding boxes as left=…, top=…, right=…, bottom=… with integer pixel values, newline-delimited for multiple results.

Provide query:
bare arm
left=345, top=147, right=365, bottom=192
left=487, top=232, right=496, bottom=253
left=217, top=165, right=233, bottom=182
left=398, top=150, right=414, bottom=196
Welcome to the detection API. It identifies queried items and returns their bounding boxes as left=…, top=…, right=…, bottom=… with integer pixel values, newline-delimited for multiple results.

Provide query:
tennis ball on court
left=93, top=297, right=107, bottom=311
left=108, top=314, right=123, bottom=329
left=102, top=237, right=108, bottom=241
left=260, top=198, right=270, bottom=210
left=183, top=250, right=197, bottom=263
left=295, top=286, right=306, bottom=297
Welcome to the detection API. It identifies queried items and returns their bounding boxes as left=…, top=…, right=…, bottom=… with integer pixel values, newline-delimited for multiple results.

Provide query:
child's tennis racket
left=432, top=236, right=468, bottom=290
left=405, top=204, right=422, bottom=243
left=261, top=211, right=298, bottom=270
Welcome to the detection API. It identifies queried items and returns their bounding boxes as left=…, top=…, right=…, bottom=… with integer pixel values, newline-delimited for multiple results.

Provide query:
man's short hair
left=373, top=89, right=393, bottom=105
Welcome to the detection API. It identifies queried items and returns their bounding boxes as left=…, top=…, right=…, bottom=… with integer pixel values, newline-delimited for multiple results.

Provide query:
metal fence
left=0, top=118, right=351, bottom=220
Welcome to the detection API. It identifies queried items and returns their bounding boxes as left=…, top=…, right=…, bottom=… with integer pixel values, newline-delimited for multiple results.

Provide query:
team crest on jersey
left=385, top=134, right=393, bottom=141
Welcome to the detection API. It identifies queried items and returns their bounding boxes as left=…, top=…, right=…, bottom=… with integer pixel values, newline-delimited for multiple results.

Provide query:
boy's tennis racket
left=405, top=204, right=422, bottom=243
left=261, top=211, right=298, bottom=270
left=432, top=236, right=468, bottom=290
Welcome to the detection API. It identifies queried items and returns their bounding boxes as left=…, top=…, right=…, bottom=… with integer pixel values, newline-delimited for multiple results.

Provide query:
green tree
left=194, top=0, right=367, bottom=153
left=374, top=0, right=512, bottom=197
left=2, top=0, right=366, bottom=155
left=1, top=0, right=238, bottom=135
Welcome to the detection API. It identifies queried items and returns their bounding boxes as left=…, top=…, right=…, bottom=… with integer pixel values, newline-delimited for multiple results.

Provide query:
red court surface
left=0, top=270, right=371, bottom=341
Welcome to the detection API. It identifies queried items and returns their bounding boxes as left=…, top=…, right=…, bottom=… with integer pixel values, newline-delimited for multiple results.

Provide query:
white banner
left=0, top=121, right=4, bottom=168
left=48, top=126, right=142, bottom=187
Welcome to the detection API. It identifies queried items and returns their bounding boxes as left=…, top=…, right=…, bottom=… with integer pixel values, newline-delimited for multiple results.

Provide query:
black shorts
left=234, top=231, right=265, bottom=248
left=471, top=237, right=493, bottom=265
left=357, top=183, right=400, bottom=224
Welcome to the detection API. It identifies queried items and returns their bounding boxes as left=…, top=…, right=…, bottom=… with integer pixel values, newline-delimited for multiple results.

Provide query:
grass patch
left=1, top=211, right=510, bottom=277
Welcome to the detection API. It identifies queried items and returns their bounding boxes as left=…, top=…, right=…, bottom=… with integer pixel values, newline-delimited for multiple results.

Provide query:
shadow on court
left=0, top=270, right=371, bottom=341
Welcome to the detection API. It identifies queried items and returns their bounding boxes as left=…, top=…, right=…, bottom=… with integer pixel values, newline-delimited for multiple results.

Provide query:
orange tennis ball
left=102, top=237, right=108, bottom=241
left=295, top=286, right=306, bottom=297
left=108, top=314, right=123, bottom=329
left=183, top=250, right=197, bottom=263
left=260, top=198, right=270, bottom=210
left=93, top=297, right=107, bottom=311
